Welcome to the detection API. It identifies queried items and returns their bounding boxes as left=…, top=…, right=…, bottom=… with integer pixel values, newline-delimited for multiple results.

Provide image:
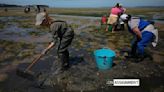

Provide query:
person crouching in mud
left=120, top=14, right=158, bottom=62
left=35, top=12, right=74, bottom=73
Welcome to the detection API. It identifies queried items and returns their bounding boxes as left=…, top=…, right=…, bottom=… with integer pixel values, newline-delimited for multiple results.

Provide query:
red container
left=101, top=16, right=107, bottom=24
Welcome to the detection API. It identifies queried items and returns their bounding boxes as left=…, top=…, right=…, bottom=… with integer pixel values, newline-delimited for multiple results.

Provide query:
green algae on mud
left=0, top=23, right=5, bottom=29
left=28, top=31, right=44, bottom=36
left=0, top=40, right=35, bottom=63
left=0, top=7, right=164, bottom=92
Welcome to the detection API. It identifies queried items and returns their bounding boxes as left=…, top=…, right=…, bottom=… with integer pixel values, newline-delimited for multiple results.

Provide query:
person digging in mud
left=35, top=12, right=74, bottom=74
left=106, top=3, right=122, bottom=32
left=120, top=14, right=158, bottom=62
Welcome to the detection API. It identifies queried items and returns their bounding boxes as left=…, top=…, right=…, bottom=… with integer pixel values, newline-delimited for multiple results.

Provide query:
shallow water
left=0, top=14, right=164, bottom=92
left=0, top=22, right=51, bottom=43
left=51, top=14, right=164, bottom=24
left=135, top=14, right=164, bottom=24
left=49, top=14, right=101, bottom=20
left=0, top=16, right=28, bottom=22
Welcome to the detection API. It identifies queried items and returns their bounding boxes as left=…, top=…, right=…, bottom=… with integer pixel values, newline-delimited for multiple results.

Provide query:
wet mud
left=0, top=12, right=164, bottom=92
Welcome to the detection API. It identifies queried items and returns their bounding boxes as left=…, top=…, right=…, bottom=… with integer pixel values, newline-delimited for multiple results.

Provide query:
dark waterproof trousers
left=57, top=28, right=74, bottom=68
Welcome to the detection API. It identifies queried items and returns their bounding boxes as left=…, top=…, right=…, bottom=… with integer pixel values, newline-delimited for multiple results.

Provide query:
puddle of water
left=0, top=23, right=51, bottom=43
left=0, top=16, right=28, bottom=22
left=136, top=14, right=164, bottom=24
left=49, top=14, right=101, bottom=20
left=49, top=14, right=164, bottom=24
left=0, top=14, right=164, bottom=92
left=152, top=14, right=164, bottom=24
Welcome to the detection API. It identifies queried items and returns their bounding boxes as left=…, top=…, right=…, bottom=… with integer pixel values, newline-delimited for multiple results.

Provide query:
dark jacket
left=50, top=21, right=74, bottom=52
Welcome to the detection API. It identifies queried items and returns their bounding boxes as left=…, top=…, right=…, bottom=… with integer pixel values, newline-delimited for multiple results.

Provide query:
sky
left=0, top=0, right=164, bottom=8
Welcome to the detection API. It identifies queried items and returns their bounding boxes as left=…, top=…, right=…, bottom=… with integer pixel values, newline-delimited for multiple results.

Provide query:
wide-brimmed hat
left=35, top=12, right=46, bottom=26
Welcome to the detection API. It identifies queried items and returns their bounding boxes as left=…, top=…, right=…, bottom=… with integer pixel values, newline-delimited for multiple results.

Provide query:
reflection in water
left=0, top=15, right=164, bottom=92
left=0, top=24, right=51, bottom=43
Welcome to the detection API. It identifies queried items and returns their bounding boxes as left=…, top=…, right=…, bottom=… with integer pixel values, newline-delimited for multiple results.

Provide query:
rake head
left=16, top=68, right=36, bottom=81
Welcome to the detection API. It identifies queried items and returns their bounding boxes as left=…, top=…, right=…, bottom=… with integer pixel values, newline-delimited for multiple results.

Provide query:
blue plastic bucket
left=94, top=48, right=116, bottom=70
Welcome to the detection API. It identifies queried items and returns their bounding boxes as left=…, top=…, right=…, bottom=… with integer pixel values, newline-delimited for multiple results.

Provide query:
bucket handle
left=98, top=56, right=107, bottom=65
left=104, top=56, right=107, bottom=65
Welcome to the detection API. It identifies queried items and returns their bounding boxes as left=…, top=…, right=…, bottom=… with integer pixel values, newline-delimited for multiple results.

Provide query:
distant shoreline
left=0, top=3, right=164, bottom=8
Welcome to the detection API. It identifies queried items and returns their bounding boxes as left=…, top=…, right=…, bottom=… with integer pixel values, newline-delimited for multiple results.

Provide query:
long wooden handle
left=25, top=49, right=49, bottom=72
left=25, top=53, right=44, bottom=71
left=24, top=42, right=55, bottom=72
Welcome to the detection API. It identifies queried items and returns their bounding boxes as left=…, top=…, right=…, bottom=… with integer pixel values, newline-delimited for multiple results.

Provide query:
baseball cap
left=120, top=14, right=129, bottom=21
left=35, top=12, right=46, bottom=26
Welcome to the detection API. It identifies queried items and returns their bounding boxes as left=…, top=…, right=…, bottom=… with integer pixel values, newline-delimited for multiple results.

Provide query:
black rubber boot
left=59, top=50, right=70, bottom=70
left=134, top=55, right=145, bottom=63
